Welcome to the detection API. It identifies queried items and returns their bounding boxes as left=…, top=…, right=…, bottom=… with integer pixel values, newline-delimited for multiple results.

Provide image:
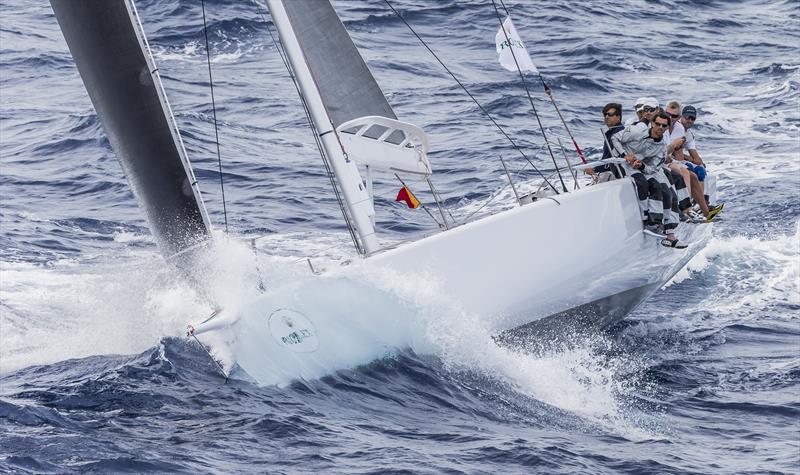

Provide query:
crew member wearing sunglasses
left=586, top=103, right=626, bottom=179
left=663, top=100, right=695, bottom=215
left=612, top=111, right=687, bottom=249
left=670, top=105, right=724, bottom=221
left=625, top=97, right=659, bottom=129
left=625, top=97, right=647, bottom=126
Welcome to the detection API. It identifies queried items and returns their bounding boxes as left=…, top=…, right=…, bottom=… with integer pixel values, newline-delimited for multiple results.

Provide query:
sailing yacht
left=50, top=0, right=714, bottom=384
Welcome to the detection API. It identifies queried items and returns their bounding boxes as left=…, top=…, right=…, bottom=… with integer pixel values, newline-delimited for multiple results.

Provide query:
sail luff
left=50, top=0, right=213, bottom=259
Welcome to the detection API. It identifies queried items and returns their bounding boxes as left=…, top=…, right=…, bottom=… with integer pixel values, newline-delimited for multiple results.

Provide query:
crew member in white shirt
left=670, top=105, right=724, bottom=221
left=663, top=100, right=694, bottom=214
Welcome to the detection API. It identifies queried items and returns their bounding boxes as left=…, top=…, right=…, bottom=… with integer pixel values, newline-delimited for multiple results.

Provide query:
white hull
left=372, top=177, right=711, bottom=330
left=193, top=178, right=712, bottom=384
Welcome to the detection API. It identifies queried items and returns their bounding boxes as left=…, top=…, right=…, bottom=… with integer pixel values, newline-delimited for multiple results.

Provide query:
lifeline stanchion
left=499, top=156, right=521, bottom=203
left=557, top=137, right=580, bottom=190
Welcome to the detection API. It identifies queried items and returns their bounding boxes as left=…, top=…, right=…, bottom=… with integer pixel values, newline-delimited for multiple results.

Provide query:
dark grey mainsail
left=50, top=0, right=212, bottom=259
left=282, top=0, right=396, bottom=127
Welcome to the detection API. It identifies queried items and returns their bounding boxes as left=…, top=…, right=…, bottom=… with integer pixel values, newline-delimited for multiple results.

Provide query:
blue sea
left=1, top=0, right=799, bottom=473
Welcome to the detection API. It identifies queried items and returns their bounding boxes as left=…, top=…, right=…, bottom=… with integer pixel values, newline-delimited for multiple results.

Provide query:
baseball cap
left=641, top=97, right=659, bottom=110
left=682, top=105, right=697, bottom=118
left=634, top=97, right=648, bottom=112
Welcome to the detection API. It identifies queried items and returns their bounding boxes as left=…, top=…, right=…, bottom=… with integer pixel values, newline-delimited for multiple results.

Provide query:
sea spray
left=0, top=254, right=201, bottom=373
left=350, top=261, right=663, bottom=438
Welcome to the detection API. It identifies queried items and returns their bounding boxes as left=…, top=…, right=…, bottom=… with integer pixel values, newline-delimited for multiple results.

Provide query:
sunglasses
left=642, top=106, right=656, bottom=113
left=668, top=113, right=680, bottom=119
left=683, top=115, right=696, bottom=121
left=604, top=111, right=619, bottom=117
left=653, top=122, right=669, bottom=128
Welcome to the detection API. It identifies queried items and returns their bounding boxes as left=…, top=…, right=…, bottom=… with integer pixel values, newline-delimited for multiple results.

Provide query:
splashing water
left=1, top=229, right=659, bottom=440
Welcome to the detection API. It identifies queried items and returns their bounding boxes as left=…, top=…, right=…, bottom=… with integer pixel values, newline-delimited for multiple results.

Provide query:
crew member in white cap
left=625, top=97, right=659, bottom=127
left=625, top=97, right=648, bottom=126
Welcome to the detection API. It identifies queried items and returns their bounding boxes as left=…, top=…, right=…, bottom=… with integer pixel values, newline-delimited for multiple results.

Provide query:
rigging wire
left=496, top=0, right=587, bottom=164
left=462, top=143, right=548, bottom=222
left=383, top=0, right=560, bottom=195
left=490, top=0, right=567, bottom=193
left=394, top=173, right=444, bottom=229
left=188, top=329, right=229, bottom=383
left=251, top=0, right=363, bottom=255
left=201, top=0, right=228, bottom=233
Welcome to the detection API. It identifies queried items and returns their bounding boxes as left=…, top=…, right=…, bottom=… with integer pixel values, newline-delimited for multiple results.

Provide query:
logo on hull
left=267, top=308, right=319, bottom=353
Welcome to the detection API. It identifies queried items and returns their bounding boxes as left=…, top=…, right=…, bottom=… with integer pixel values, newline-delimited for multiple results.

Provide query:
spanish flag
left=395, top=186, right=420, bottom=209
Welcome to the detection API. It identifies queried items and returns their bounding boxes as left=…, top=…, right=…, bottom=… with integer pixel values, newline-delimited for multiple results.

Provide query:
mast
left=50, top=0, right=213, bottom=261
left=265, top=0, right=384, bottom=254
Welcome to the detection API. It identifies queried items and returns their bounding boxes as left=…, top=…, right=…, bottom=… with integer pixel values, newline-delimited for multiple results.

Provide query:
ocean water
left=1, top=0, right=799, bottom=473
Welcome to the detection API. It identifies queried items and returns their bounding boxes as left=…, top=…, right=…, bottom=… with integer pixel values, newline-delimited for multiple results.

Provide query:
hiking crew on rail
left=588, top=100, right=724, bottom=249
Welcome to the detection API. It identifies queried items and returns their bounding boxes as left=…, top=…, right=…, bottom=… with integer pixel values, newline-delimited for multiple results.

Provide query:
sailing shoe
left=686, top=209, right=707, bottom=223
left=705, top=202, right=725, bottom=222
left=661, top=237, right=689, bottom=249
left=644, top=223, right=666, bottom=237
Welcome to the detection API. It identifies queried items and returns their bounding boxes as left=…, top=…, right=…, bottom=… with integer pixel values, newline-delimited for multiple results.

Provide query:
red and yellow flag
left=395, top=186, right=420, bottom=209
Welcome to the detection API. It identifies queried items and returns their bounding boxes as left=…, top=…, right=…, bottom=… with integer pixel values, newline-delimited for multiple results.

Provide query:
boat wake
left=661, top=219, right=799, bottom=317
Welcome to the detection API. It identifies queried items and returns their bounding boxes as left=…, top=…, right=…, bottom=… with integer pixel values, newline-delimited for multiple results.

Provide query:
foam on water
left=665, top=220, right=799, bottom=313
left=112, top=230, right=151, bottom=244
left=151, top=43, right=261, bottom=64
left=148, top=26, right=265, bottom=65
left=425, top=318, right=655, bottom=438
left=2, top=228, right=654, bottom=438
left=700, top=221, right=800, bottom=314
left=0, top=256, right=203, bottom=373
left=0, top=232, right=256, bottom=373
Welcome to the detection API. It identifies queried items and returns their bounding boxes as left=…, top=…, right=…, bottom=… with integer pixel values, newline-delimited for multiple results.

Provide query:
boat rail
left=529, top=158, right=626, bottom=197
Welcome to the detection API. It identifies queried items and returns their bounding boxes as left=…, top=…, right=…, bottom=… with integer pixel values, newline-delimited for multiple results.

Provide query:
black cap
left=682, top=105, right=697, bottom=118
